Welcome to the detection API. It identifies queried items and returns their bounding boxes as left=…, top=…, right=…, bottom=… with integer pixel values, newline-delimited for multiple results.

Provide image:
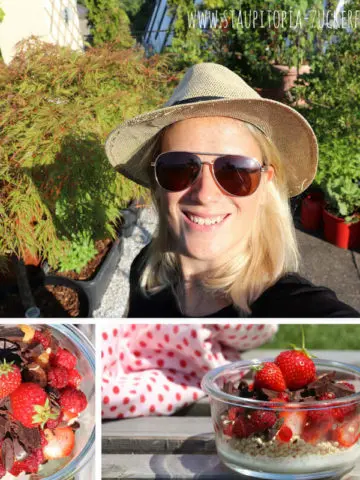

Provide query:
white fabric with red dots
left=101, top=323, right=277, bottom=419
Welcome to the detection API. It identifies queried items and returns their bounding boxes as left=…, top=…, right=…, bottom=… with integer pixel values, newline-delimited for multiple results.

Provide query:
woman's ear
left=266, top=165, right=275, bottom=183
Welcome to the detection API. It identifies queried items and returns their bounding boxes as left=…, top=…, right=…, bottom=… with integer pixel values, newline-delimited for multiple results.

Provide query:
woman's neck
left=175, top=256, right=232, bottom=316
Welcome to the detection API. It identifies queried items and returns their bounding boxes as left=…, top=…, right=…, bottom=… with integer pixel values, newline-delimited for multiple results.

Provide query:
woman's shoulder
left=251, top=273, right=360, bottom=318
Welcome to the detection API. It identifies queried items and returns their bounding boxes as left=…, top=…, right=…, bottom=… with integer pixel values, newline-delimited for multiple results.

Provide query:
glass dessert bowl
left=202, top=358, right=360, bottom=480
left=0, top=324, right=95, bottom=480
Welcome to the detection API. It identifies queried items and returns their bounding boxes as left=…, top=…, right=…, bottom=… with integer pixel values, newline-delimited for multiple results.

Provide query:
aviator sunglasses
left=151, top=151, right=269, bottom=197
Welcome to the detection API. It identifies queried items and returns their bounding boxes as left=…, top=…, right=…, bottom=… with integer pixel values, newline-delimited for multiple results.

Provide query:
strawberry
left=10, top=383, right=58, bottom=428
left=276, top=425, right=293, bottom=442
left=67, top=368, right=82, bottom=389
left=278, top=409, right=306, bottom=437
left=331, top=415, right=360, bottom=447
left=223, top=422, right=233, bottom=436
left=337, top=381, right=355, bottom=391
left=43, top=427, right=75, bottom=459
left=275, top=350, right=316, bottom=390
left=253, top=362, right=286, bottom=392
left=46, top=412, right=63, bottom=430
left=0, top=360, right=21, bottom=399
left=10, top=451, right=42, bottom=475
left=51, top=348, right=77, bottom=371
left=332, top=402, right=357, bottom=423
left=232, top=416, right=250, bottom=438
left=302, top=418, right=333, bottom=444
left=247, top=410, right=277, bottom=433
left=47, top=366, right=69, bottom=389
left=228, top=407, right=245, bottom=421
left=59, top=387, right=87, bottom=414
left=33, top=329, right=51, bottom=349
left=0, top=460, right=5, bottom=478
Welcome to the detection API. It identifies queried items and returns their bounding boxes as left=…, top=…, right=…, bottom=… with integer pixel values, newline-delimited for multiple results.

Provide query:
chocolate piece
left=2, top=436, right=15, bottom=471
left=23, top=363, right=47, bottom=387
left=13, top=438, right=27, bottom=461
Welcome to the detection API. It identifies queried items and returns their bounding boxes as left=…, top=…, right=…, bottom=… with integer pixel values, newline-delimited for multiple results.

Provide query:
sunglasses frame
left=151, top=151, right=269, bottom=197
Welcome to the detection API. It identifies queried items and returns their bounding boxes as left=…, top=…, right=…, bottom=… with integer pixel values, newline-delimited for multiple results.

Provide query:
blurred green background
left=263, top=325, right=360, bottom=350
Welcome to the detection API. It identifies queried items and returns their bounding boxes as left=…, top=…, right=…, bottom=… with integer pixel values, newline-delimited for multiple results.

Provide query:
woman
left=106, top=63, right=359, bottom=318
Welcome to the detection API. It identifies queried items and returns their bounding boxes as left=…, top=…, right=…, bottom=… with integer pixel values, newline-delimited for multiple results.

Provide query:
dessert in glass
left=0, top=324, right=95, bottom=479
left=202, top=353, right=360, bottom=480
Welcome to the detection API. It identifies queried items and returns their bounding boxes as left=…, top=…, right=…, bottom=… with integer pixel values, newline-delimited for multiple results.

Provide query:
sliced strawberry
left=278, top=409, right=306, bottom=437
left=302, top=418, right=333, bottom=444
left=43, top=427, right=75, bottom=459
left=332, top=416, right=360, bottom=447
left=277, top=425, right=293, bottom=442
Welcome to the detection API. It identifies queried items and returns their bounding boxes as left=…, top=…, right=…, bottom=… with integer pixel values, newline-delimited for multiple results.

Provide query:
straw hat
left=105, top=62, right=318, bottom=197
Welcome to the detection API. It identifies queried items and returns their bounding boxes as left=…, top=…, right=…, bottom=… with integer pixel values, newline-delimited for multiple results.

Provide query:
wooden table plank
left=102, top=417, right=215, bottom=454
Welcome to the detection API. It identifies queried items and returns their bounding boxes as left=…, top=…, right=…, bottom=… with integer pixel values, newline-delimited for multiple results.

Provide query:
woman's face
left=157, top=116, right=274, bottom=263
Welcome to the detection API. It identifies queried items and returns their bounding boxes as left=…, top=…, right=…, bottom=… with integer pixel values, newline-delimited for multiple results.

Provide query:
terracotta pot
left=301, top=192, right=324, bottom=231
left=323, top=208, right=360, bottom=250
left=22, top=249, right=41, bottom=267
left=272, top=64, right=311, bottom=92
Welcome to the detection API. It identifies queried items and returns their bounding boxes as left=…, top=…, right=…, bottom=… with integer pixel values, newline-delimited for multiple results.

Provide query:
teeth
left=188, top=214, right=224, bottom=225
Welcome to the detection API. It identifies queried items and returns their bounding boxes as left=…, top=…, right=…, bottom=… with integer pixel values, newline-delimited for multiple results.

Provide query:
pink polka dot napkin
left=102, top=323, right=277, bottom=419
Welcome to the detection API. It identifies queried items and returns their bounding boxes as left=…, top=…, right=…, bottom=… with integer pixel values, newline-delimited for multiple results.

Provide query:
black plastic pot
left=119, top=197, right=144, bottom=238
left=73, top=236, right=124, bottom=314
left=0, top=274, right=90, bottom=318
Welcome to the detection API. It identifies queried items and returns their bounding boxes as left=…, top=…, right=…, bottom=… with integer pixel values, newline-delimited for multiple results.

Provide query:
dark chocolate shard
left=13, top=438, right=27, bottom=461
left=2, top=436, right=15, bottom=471
left=23, top=363, right=47, bottom=387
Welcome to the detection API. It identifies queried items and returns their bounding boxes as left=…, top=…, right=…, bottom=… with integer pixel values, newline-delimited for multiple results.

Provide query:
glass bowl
left=202, top=358, right=360, bottom=480
left=0, top=324, right=95, bottom=480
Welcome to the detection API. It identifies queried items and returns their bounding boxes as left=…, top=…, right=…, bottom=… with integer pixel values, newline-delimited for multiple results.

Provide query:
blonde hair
left=139, top=121, right=300, bottom=314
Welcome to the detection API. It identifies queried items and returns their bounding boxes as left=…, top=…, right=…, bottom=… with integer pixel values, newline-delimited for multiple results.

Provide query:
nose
left=187, top=161, right=223, bottom=203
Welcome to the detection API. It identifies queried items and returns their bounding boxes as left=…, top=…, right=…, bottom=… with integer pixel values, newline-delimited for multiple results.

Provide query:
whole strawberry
left=59, top=387, right=87, bottom=414
left=275, top=350, right=316, bottom=390
left=51, top=348, right=77, bottom=371
left=253, top=362, right=286, bottom=392
left=10, top=383, right=58, bottom=428
left=0, top=360, right=21, bottom=399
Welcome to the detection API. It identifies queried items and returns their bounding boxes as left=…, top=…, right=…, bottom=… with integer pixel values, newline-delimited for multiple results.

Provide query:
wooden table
left=102, top=349, right=360, bottom=479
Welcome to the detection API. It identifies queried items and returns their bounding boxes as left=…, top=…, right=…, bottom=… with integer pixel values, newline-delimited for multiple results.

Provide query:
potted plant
left=0, top=38, right=172, bottom=317
left=322, top=175, right=360, bottom=250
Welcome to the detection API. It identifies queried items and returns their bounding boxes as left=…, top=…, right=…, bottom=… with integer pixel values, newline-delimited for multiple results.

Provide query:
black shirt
left=128, top=245, right=360, bottom=318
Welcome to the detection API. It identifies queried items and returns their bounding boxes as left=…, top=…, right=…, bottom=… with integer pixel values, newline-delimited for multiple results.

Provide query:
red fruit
left=302, top=418, right=333, bottom=444
left=48, top=366, right=69, bottom=389
left=10, top=383, right=57, bottom=428
left=232, top=416, right=249, bottom=438
left=10, top=451, right=41, bottom=475
left=228, top=407, right=245, bottom=421
left=277, top=425, right=293, bottom=442
left=46, top=412, right=62, bottom=430
left=0, top=360, right=21, bottom=399
left=332, top=416, right=360, bottom=447
left=0, top=460, right=5, bottom=477
left=254, top=362, right=286, bottom=392
left=223, top=422, right=233, bottom=436
left=332, top=403, right=357, bottom=422
left=279, top=409, right=307, bottom=437
left=67, top=368, right=82, bottom=388
left=275, top=350, right=316, bottom=390
left=51, top=348, right=77, bottom=370
left=59, top=387, right=87, bottom=414
left=43, top=427, right=75, bottom=459
left=337, top=381, right=355, bottom=391
left=247, top=410, right=277, bottom=433
left=33, top=330, right=51, bottom=349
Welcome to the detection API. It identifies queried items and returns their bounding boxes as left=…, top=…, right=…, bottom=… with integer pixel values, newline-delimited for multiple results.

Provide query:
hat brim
left=105, top=98, right=318, bottom=197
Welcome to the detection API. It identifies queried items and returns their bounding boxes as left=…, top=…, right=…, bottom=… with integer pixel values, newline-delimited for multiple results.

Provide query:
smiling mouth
left=183, top=212, right=229, bottom=226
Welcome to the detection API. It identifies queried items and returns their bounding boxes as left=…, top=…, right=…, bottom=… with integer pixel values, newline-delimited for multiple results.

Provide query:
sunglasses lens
left=214, top=156, right=262, bottom=196
left=155, top=153, right=201, bottom=192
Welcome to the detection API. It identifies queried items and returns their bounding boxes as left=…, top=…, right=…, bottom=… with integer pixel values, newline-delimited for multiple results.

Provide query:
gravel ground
left=93, top=207, right=158, bottom=317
